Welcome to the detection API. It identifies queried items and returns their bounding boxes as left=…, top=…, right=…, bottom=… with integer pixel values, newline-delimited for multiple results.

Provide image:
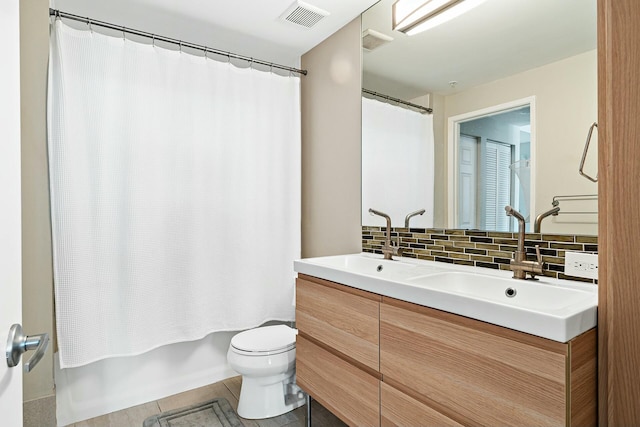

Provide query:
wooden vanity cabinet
left=297, top=335, right=380, bottom=426
left=296, top=274, right=381, bottom=426
left=380, top=382, right=463, bottom=427
left=295, top=274, right=597, bottom=427
left=380, top=297, right=597, bottom=427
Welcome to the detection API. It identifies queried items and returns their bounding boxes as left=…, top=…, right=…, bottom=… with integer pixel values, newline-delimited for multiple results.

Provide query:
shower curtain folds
left=48, top=20, right=300, bottom=369
left=361, top=97, right=435, bottom=228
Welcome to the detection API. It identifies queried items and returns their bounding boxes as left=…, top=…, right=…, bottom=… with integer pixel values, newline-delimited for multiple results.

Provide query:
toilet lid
left=231, top=325, right=297, bottom=353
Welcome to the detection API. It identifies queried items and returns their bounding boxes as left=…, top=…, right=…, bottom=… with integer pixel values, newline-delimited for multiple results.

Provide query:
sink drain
left=377, top=265, right=383, bottom=272
left=505, top=287, right=517, bottom=298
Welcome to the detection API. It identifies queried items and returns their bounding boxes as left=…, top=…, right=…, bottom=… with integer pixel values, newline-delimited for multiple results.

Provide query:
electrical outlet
left=564, top=251, right=598, bottom=280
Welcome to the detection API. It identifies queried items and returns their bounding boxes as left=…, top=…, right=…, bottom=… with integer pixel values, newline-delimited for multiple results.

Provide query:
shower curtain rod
left=362, top=88, right=433, bottom=114
left=49, top=8, right=307, bottom=76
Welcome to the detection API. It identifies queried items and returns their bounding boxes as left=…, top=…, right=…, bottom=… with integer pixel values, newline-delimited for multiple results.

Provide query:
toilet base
left=237, top=372, right=306, bottom=419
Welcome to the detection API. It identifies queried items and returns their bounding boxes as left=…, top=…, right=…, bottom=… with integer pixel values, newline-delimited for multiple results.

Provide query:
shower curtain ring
left=122, top=26, right=126, bottom=40
left=87, top=18, right=92, bottom=33
left=152, top=34, right=155, bottom=48
left=179, top=41, right=183, bottom=53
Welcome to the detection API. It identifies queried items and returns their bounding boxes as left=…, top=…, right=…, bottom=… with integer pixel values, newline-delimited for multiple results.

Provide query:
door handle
left=5, top=324, right=49, bottom=372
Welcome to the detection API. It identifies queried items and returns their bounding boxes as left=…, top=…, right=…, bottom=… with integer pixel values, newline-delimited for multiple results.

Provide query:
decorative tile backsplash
left=362, top=226, right=598, bottom=283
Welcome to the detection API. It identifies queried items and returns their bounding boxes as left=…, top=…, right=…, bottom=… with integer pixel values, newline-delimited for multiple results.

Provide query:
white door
left=483, top=139, right=513, bottom=231
left=458, top=134, right=478, bottom=228
left=0, top=1, right=24, bottom=426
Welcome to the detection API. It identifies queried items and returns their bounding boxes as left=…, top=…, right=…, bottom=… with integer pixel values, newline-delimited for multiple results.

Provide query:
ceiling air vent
left=362, top=29, right=393, bottom=51
left=280, top=1, right=330, bottom=28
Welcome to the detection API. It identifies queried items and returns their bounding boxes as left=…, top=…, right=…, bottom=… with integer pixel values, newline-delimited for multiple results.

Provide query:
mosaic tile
left=361, top=227, right=598, bottom=284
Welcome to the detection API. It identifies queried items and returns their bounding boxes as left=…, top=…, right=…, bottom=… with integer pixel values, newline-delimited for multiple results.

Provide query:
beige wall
left=442, top=50, right=598, bottom=235
left=431, top=93, right=446, bottom=227
left=21, top=0, right=55, bottom=402
left=301, top=18, right=362, bottom=257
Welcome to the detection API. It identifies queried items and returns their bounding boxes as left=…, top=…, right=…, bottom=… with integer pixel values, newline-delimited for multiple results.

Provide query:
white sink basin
left=294, top=253, right=597, bottom=343
left=298, top=253, right=419, bottom=278
left=407, top=271, right=594, bottom=311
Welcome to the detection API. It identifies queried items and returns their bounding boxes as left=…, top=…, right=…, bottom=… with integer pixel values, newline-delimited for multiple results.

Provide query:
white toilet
left=227, top=324, right=306, bottom=419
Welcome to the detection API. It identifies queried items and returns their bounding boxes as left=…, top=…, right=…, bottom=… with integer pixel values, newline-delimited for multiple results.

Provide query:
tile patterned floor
left=71, top=376, right=346, bottom=427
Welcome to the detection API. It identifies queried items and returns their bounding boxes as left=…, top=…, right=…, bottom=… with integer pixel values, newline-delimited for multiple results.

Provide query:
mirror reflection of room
left=361, top=0, right=597, bottom=235
left=456, top=105, right=531, bottom=232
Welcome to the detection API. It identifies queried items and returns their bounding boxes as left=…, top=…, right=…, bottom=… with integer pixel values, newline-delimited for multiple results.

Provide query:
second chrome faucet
left=405, top=209, right=426, bottom=228
left=369, top=208, right=403, bottom=260
left=505, top=205, right=545, bottom=279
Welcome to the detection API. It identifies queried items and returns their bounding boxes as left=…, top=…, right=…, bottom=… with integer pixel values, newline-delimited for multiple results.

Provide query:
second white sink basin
left=406, top=271, right=595, bottom=312
left=294, top=253, right=597, bottom=343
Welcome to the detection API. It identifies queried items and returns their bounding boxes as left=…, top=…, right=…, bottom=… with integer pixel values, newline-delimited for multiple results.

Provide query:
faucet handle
left=394, top=245, right=404, bottom=257
left=534, top=245, right=543, bottom=264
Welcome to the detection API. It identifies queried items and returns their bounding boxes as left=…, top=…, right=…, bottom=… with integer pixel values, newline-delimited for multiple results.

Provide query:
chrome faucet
left=534, top=203, right=560, bottom=233
left=404, top=209, right=426, bottom=228
left=504, top=205, right=544, bottom=279
left=369, top=208, right=403, bottom=260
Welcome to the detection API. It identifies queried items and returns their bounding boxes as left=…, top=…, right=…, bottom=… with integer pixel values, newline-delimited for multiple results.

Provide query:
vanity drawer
left=297, top=334, right=380, bottom=427
left=380, top=298, right=568, bottom=427
left=296, top=275, right=380, bottom=371
left=381, top=382, right=463, bottom=427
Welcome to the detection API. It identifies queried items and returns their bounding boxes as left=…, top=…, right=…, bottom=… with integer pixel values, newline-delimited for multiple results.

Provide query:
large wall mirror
left=361, top=0, right=598, bottom=235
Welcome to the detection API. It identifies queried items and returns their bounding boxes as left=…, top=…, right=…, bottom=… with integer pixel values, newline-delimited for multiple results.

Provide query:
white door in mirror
left=565, top=252, right=598, bottom=280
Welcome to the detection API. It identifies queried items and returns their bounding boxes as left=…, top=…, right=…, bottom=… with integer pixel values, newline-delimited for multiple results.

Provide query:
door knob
left=5, top=324, right=49, bottom=372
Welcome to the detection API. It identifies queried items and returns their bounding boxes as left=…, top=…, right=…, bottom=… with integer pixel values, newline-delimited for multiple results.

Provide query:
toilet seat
left=230, top=325, right=297, bottom=356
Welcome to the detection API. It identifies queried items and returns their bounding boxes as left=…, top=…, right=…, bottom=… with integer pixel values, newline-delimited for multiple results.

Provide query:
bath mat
left=143, top=397, right=245, bottom=427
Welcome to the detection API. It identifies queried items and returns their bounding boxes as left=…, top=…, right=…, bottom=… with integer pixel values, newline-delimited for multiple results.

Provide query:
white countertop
left=294, top=253, right=598, bottom=343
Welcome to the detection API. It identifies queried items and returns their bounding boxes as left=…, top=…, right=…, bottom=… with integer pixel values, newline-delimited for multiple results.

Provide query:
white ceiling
left=49, top=0, right=597, bottom=98
left=362, top=0, right=597, bottom=97
left=50, top=0, right=378, bottom=67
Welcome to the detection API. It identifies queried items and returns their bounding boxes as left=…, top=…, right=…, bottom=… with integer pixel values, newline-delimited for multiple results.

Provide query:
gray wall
left=21, top=0, right=55, bottom=403
left=301, top=17, right=362, bottom=257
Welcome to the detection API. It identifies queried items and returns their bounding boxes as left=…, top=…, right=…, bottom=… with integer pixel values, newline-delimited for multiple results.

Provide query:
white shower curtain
left=48, top=21, right=300, bottom=369
left=361, top=97, right=434, bottom=228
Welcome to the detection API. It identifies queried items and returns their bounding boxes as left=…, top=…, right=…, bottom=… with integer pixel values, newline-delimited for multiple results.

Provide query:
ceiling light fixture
left=393, top=0, right=487, bottom=36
